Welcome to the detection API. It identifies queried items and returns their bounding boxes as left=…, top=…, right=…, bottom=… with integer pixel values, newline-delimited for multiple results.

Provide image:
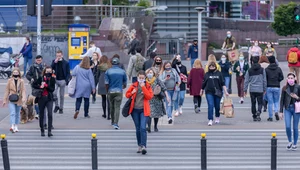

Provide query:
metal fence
left=0, top=5, right=144, bottom=34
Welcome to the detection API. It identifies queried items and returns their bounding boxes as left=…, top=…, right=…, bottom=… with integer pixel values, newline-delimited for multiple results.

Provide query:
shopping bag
left=223, top=97, right=234, bottom=118
left=227, top=49, right=239, bottom=62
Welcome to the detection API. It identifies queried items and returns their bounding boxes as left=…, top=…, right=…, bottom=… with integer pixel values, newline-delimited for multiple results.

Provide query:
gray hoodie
left=244, top=63, right=266, bottom=93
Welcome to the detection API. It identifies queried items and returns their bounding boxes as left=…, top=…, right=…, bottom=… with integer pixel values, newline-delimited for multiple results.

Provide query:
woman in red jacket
left=126, top=70, right=153, bottom=155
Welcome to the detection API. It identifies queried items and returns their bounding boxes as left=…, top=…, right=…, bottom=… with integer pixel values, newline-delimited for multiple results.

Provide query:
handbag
left=122, top=98, right=132, bottom=118
left=9, top=81, right=20, bottom=102
left=32, top=88, right=43, bottom=98
left=295, top=101, right=300, bottom=113
left=211, top=77, right=223, bottom=98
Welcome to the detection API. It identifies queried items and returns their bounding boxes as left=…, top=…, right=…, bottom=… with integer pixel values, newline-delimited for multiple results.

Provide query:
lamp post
left=195, top=7, right=205, bottom=60
left=74, top=16, right=82, bottom=24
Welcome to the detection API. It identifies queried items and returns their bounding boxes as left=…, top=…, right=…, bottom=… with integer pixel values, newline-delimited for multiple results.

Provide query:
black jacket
left=265, top=63, right=284, bottom=88
left=172, top=59, right=188, bottom=91
left=143, top=58, right=154, bottom=71
left=280, top=84, right=300, bottom=113
left=202, top=70, right=225, bottom=95
left=26, top=63, right=44, bottom=82
left=32, top=76, right=56, bottom=101
left=128, top=38, right=140, bottom=55
left=219, top=60, right=231, bottom=77
left=51, top=59, right=70, bottom=84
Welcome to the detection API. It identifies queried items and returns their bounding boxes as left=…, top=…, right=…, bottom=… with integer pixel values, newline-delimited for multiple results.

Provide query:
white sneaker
left=179, top=107, right=183, bottom=114
left=14, top=125, right=19, bottom=132
left=174, top=110, right=179, bottom=117
left=215, top=117, right=220, bottom=124
left=208, top=120, right=213, bottom=126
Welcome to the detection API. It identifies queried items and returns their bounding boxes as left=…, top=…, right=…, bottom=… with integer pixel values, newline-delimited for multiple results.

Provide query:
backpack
left=134, top=54, right=144, bottom=72
left=288, top=52, right=298, bottom=64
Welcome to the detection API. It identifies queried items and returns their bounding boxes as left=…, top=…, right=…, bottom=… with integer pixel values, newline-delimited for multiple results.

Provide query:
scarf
left=146, top=77, right=156, bottom=85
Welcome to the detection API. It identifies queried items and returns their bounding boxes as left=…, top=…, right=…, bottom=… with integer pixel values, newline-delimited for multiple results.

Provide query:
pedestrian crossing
left=0, top=130, right=299, bottom=170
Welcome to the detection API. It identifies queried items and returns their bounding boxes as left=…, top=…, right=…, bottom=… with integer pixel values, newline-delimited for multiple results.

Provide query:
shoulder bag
left=211, top=76, right=223, bottom=98
left=9, top=81, right=20, bottom=102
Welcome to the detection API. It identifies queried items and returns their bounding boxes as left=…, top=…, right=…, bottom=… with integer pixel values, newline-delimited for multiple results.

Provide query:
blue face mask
left=165, top=68, right=171, bottom=71
left=227, top=34, right=231, bottom=38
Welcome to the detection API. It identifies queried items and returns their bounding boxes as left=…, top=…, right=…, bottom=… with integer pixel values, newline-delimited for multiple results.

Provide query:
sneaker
left=275, top=113, right=279, bottom=121
left=35, top=114, right=39, bottom=120
left=59, top=109, right=63, bottom=114
left=74, top=111, right=79, bottom=119
left=287, top=142, right=293, bottom=150
left=168, top=118, right=173, bottom=124
left=102, top=114, right=107, bottom=118
left=208, top=120, right=213, bottom=126
left=85, top=115, right=91, bottom=118
left=197, top=107, right=201, bottom=113
left=113, top=124, right=119, bottom=130
left=292, top=145, right=297, bottom=151
left=253, top=117, right=258, bottom=121
left=179, top=107, right=183, bottom=115
left=267, top=118, right=273, bottom=121
left=256, top=112, right=261, bottom=121
left=215, top=117, right=220, bottom=124
left=174, top=110, right=179, bottom=117
left=141, top=147, right=147, bottom=155
left=194, top=105, right=199, bottom=113
left=137, top=146, right=142, bottom=153
left=53, top=106, right=60, bottom=113
left=14, top=126, right=19, bottom=132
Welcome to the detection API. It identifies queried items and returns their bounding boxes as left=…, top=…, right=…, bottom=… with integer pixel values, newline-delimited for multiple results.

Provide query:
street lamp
left=74, top=16, right=81, bottom=24
left=195, top=7, right=205, bottom=60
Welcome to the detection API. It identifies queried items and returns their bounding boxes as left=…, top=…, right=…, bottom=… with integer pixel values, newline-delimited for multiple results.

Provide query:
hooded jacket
left=265, top=63, right=284, bottom=88
left=244, top=63, right=266, bottom=93
left=287, top=47, right=300, bottom=67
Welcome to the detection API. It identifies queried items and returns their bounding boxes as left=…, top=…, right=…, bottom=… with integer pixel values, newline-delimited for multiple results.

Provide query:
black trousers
left=101, top=95, right=110, bottom=117
left=38, top=96, right=53, bottom=132
left=250, top=92, right=263, bottom=117
left=193, top=96, right=202, bottom=107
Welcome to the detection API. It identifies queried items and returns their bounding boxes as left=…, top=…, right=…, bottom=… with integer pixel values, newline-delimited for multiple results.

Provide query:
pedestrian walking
left=187, top=39, right=198, bottom=67
left=19, top=37, right=33, bottom=76
left=187, top=59, right=205, bottom=113
left=205, top=54, right=221, bottom=73
left=172, top=54, right=188, bottom=115
left=127, top=47, right=146, bottom=83
left=287, top=46, right=300, bottom=83
left=201, top=62, right=228, bottom=126
left=128, top=33, right=140, bottom=56
left=72, top=56, right=96, bottom=119
left=221, top=31, right=236, bottom=50
left=105, top=56, right=127, bottom=129
left=279, top=72, right=300, bottom=151
left=52, top=50, right=70, bottom=114
left=152, top=56, right=163, bottom=76
left=90, top=52, right=100, bottom=104
left=265, top=56, right=284, bottom=121
left=145, top=68, right=169, bottom=132
left=111, top=54, right=125, bottom=70
left=233, top=55, right=249, bottom=104
left=96, top=55, right=111, bottom=120
left=259, top=55, right=270, bottom=111
left=219, top=55, right=231, bottom=91
left=32, top=67, right=55, bottom=137
left=143, top=52, right=156, bottom=71
left=80, top=41, right=102, bottom=58
left=248, top=40, right=262, bottom=65
left=125, top=70, right=153, bottom=155
left=159, top=61, right=181, bottom=124
left=3, top=68, right=26, bottom=133
left=244, top=56, right=267, bottom=121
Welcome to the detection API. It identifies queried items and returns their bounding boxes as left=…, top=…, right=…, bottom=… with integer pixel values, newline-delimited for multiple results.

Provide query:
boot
left=41, top=129, right=45, bottom=137
left=256, top=111, right=261, bottom=121
left=147, top=118, right=151, bottom=133
left=48, top=131, right=53, bottom=137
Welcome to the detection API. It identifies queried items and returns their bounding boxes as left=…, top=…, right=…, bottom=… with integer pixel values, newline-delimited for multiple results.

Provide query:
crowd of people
left=3, top=34, right=300, bottom=153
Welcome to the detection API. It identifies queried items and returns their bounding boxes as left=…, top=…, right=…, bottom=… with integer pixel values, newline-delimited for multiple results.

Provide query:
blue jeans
left=224, top=77, right=230, bottom=91
left=266, top=87, right=280, bottom=118
left=165, top=90, right=175, bottom=118
left=131, top=109, right=148, bottom=147
left=174, top=90, right=185, bottom=109
left=191, top=58, right=197, bottom=68
left=284, top=105, right=300, bottom=145
left=206, top=93, right=221, bottom=120
left=75, top=97, right=90, bottom=117
left=23, top=57, right=32, bottom=76
left=9, top=102, right=21, bottom=125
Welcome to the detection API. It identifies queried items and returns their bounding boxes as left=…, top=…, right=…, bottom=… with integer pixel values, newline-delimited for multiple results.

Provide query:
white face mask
left=138, top=79, right=145, bottom=83
left=239, top=57, right=244, bottom=61
left=221, top=58, right=226, bottom=62
left=147, top=74, right=153, bottom=79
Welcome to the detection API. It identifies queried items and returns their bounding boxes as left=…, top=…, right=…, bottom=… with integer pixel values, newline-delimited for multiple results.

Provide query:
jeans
left=132, top=77, right=137, bottom=83
left=38, top=96, right=53, bottom=131
left=165, top=90, right=175, bottom=118
left=108, top=93, right=123, bottom=125
left=75, top=97, right=90, bottom=117
left=224, top=77, right=230, bottom=91
left=131, top=109, right=149, bottom=147
left=206, top=93, right=221, bottom=120
left=250, top=92, right=263, bottom=117
left=266, top=87, right=280, bottom=118
left=23, top=57, right=32, bottom=76
left=174, top=90, right=186, bottom=109
left=284, top=105, right=300, bottom=145
left=9, top=102, right=21, bottom=125
left=53, top=80, right=66, bottom=109
left=191, top=58, right=197, bottom=68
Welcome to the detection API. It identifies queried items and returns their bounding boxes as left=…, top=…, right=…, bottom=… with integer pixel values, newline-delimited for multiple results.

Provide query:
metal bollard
left=271, top=133, right=277, bottom=170
left=201, top=133, right=207, bottom=170
left=91, top=133, right=98, bottom=170
left=1, top=134, right=10, bottom=170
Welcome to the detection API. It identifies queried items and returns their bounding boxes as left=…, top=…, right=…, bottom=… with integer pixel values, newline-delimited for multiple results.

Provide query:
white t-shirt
left=80, top=46, right=102, bottom=58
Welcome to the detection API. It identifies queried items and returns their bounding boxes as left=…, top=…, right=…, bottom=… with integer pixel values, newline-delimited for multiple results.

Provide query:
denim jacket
left=105, top=65, right=127, bottom=93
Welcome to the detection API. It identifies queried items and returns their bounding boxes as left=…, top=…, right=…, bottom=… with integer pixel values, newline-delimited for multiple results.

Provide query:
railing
left=0, top=5, right=144, bottom=34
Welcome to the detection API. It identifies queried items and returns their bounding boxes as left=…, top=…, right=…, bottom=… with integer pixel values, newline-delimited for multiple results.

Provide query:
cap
left=112, top=57, right=120, bottom=65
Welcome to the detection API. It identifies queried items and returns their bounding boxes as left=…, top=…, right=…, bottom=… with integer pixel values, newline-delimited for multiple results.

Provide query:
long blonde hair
left=193, top=59, right=203, bottom=69
left=207, top=54, right=217, bottom=64
left=11, top=68, right=21, bottom=78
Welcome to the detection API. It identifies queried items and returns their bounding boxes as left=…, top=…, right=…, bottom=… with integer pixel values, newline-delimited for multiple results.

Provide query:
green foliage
left=208, top=42, right=221, bottom=49
left=136, top=0, right=151, bottom=8
left=83, top=0, right=88, bottom=4
left=103, top=0, right=129, bottom=5
left=272, top=2, right=300, bottom=36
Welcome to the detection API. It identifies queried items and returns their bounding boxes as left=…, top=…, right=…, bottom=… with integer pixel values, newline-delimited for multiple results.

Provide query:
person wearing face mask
left=244, top=56, right=267, bottom=122
left=187, top=39, right=199, bottom=67
left=248, top=41, right=262, bottom=65
left=145, top=68, right=170, bottom=132
left=219, top=55, right=231, bottom=92
left=143, top=52, right=156, bottom=71
left=3, top=68, right=26, bottom=133
left=171, top=54, right=188, bottom=116
left=159, top=61, right=181, bottom=124
left=205, top=54, right=221, bottom=73
left=19, top=37, right=33, bottom=76
left=125, top=70, right=153, bottom=155
left=233, top=55, right=249, bottom=104
left=32, top=67, right=56, bottom=137
left=279, top=73, right=300, bottom=151
left=152, top=56, right=163, bottom=76
left=201, top=62, right=229, bottom=126
left=221, top=31, right=236, bottom=50
left=264, top=42, right=277, bottom=60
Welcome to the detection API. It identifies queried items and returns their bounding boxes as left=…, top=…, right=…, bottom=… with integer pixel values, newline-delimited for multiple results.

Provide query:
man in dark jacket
left=244, top=56, right=267, bottom=122
left=143, top=52, right=156, bottom=71
left=187, top=39, right=198, bottom=68
left=128, top=33, right=140, bottom=55
left=51, top=50, right=70, bottom=114
left=265, top=56, right=284, bottom=121
left=26, top=55, right=43, bottom=83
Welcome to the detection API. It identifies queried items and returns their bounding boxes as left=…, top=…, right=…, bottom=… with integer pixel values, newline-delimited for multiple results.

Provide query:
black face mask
left=177, top=61, right=181, bottom=65
left=209, top=68, right=216, bottom=72
left=13, top=75, right=19, bottom=78
left=45, top=73, right=52, bottom=77
left=155, top=61, right=161, bottom=65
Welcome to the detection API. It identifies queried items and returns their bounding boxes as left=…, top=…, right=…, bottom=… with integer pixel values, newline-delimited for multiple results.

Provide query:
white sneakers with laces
left=179, top=106, right=183, bottom=115
left=208, top=120, right=213, bottom=126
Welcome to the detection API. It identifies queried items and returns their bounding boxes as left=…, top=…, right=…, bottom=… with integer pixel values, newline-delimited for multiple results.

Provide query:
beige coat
left=3, top=78, right=26, bottom=106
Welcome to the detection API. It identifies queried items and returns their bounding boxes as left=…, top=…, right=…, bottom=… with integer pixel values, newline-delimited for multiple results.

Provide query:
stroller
left=0, top=47, right=21, bottom=79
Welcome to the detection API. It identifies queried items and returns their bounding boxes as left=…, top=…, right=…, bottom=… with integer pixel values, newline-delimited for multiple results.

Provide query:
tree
left=102, top=0, right=129, bottom=5
left=136, top=0, right=151, bottom=8
left=272, top=2, right=300, bottom=36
